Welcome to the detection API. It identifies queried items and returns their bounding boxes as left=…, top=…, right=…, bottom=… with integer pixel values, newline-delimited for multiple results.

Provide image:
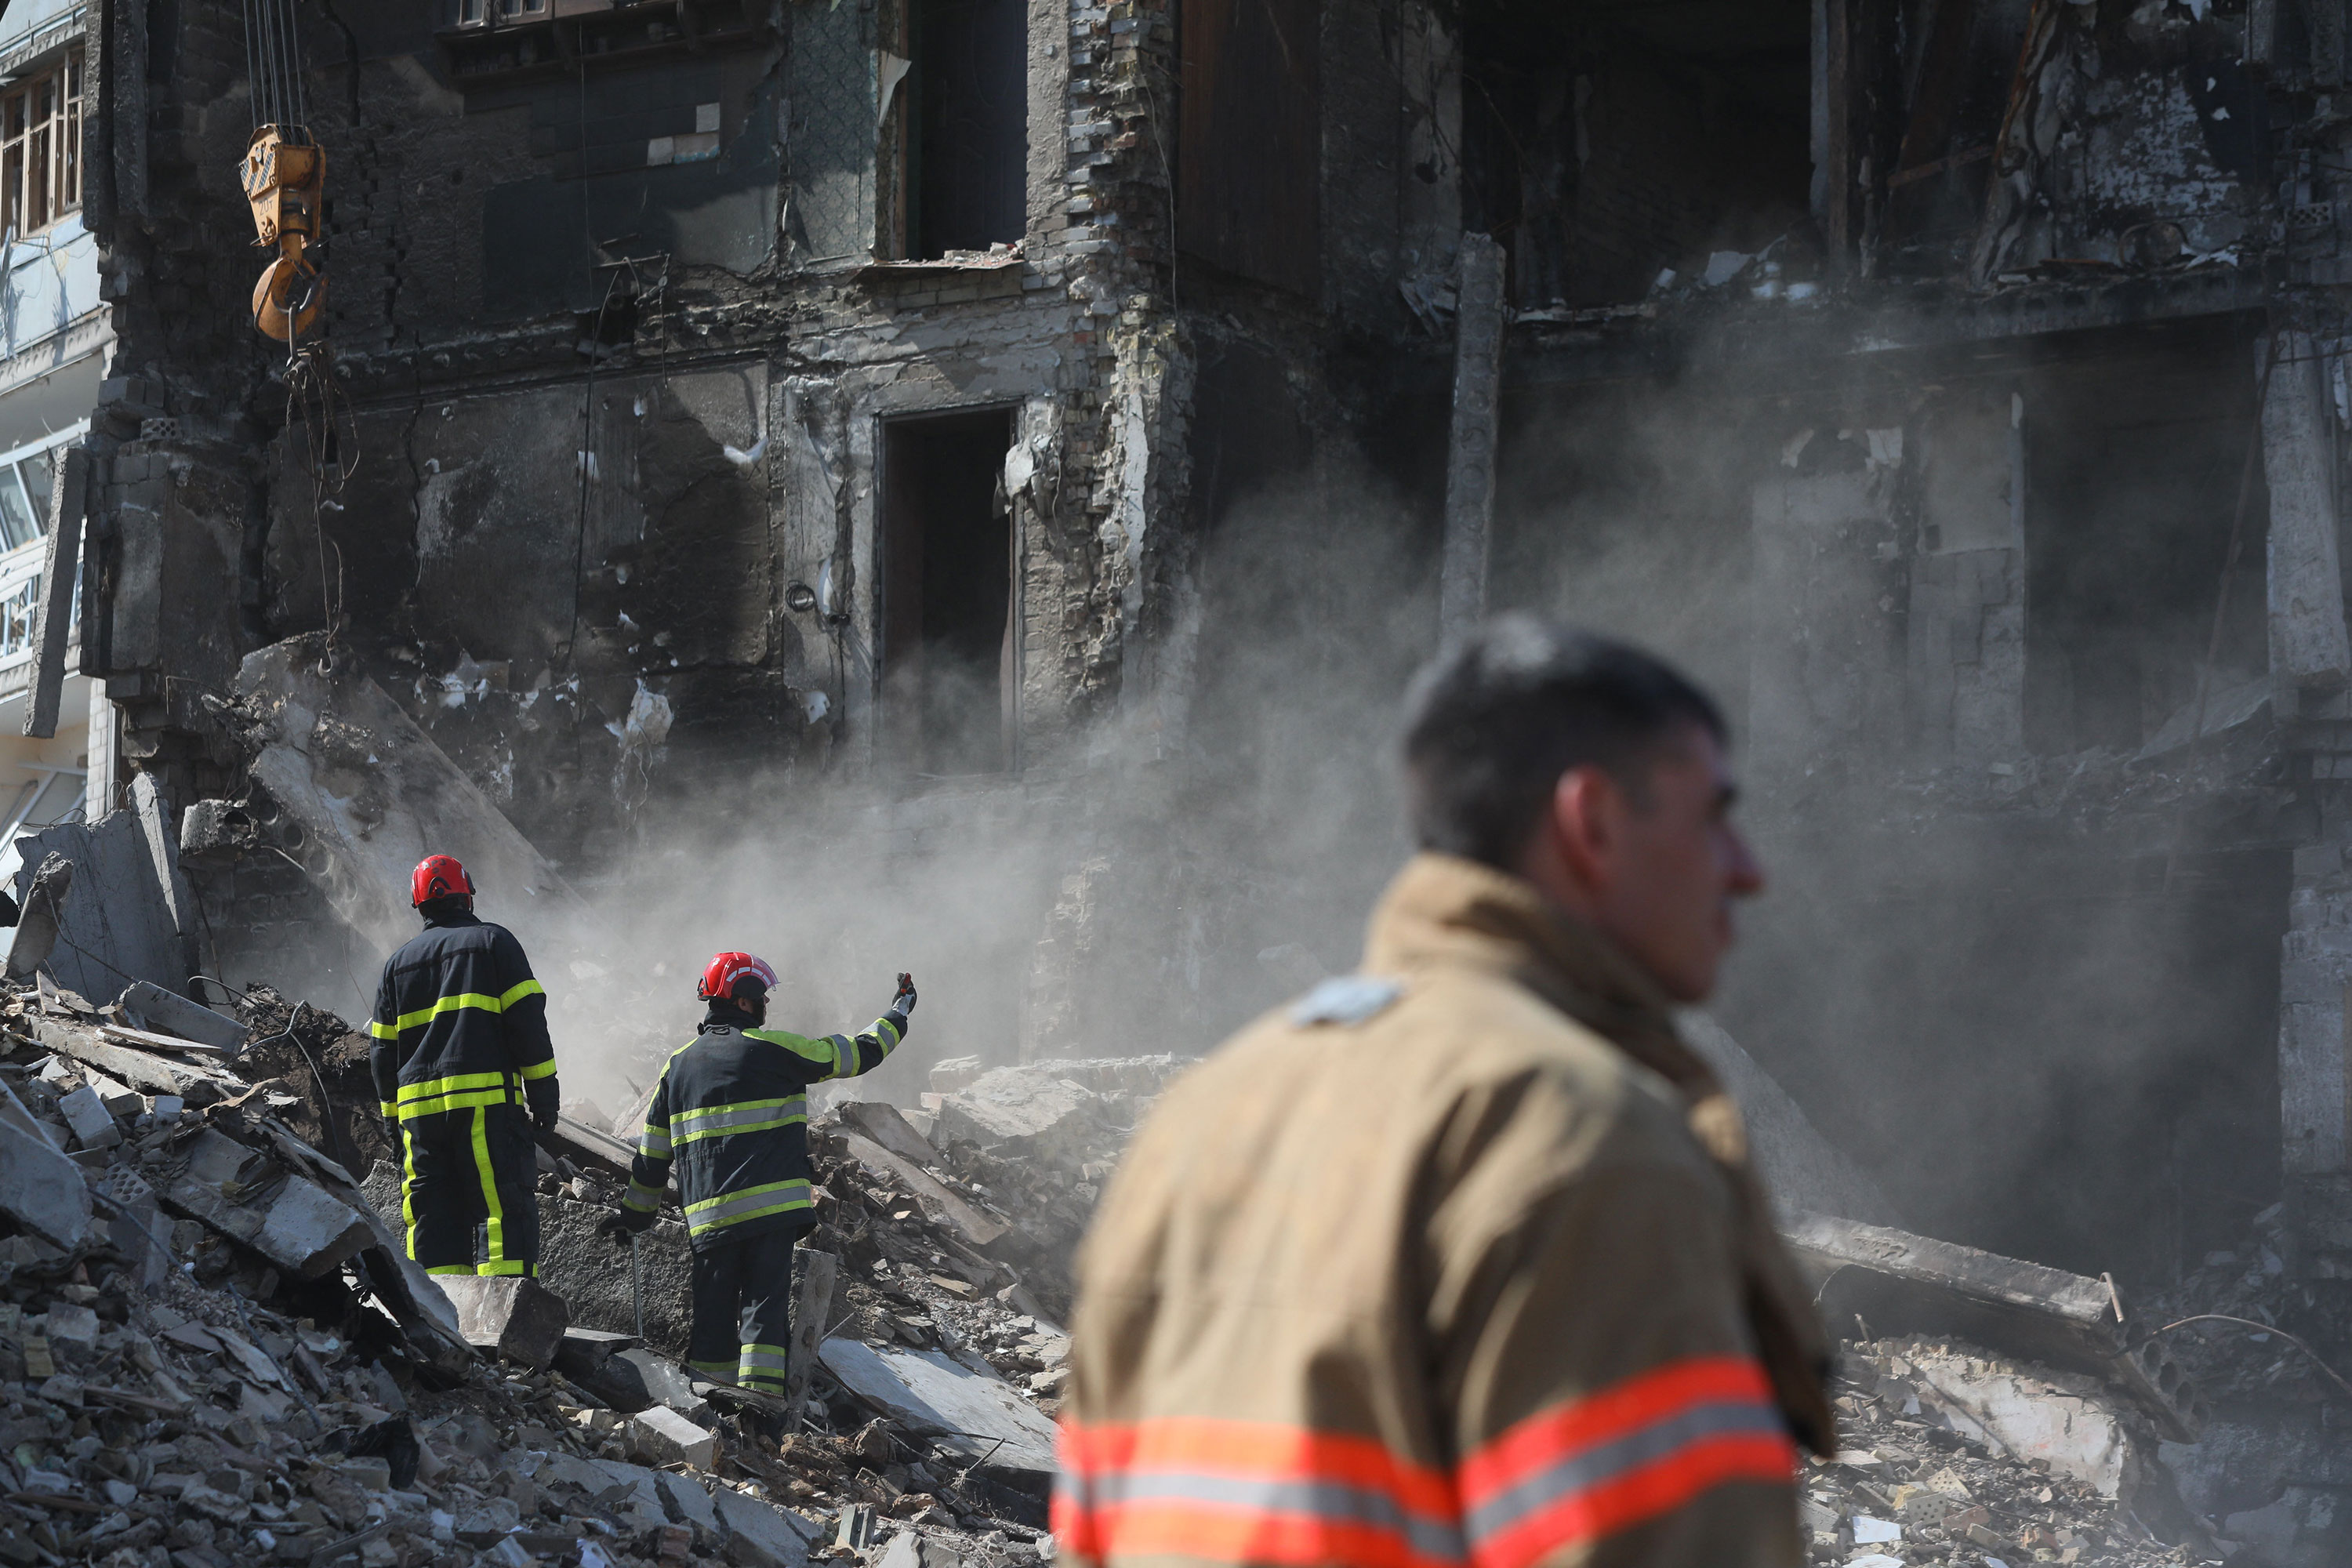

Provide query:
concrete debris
left=836, top=1131, right=1011, bottom=1254
left=0, top=969, right=1066, bottom=1567
left=437, top=1276, right=571, bottom=1371
left=6, top=775, right=199, bottom=1002
left=1783, top=1210, right=2207, bottom=1441
left=1817, top=1336, right=2209, bottom=1565
left=117, top=979, right=249, bottom=1054
left=818, top=1338, right=1059, bottom=1476
left=229, top=639, right=593, bottom=964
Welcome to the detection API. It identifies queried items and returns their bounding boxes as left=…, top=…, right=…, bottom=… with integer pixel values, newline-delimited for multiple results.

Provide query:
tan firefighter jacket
left=1056, top=852, right=1834, bottom=1568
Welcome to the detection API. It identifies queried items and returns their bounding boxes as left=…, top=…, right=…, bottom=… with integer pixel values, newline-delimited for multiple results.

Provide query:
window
left=906, top=0, right=1027, bottom=257
left=0, top=55, right=81, bottom=239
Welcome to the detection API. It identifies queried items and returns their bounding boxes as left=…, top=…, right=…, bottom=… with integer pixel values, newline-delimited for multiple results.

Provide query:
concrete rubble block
left=117, top=979, right=249, bottom=1053
left=80, top=1068, right=142, bottom=1118
left=710, top=1484, right=818, bottom=1568
left=434, top=1275, right=571, bottom=1370
left=553, top=1327, right=640, bottom=1382
left=836, top=1131, right=1009, bottom=1251
left=159, top=1127, right=376, bottom=1279
left=1782, top=1211, right=2206, bottom=1440
left=628, top=1403, right=717, bottom=1469
left=55, top=1085, right=121, bottom=1150
left=532, top=1187, right=695, bottom=1353
left=817, top=1336, right=1058, bottom=1476
left=7, top=774, right=198, bottom=1003
left=930, top=1066, right=1112, bottom=1170
left=94, top=1163, right=169, bottom=1288
left=0, top=1079, right=89, bottom=1250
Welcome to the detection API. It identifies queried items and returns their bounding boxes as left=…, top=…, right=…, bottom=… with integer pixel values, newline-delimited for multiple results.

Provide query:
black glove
left=893, top=972, right=917, bottom=1017
left=525, top=1076, right=561, bottom=1134
left=598, top=1207, right=653, bottom=1244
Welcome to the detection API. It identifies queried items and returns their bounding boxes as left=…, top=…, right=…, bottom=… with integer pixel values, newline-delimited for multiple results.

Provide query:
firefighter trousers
left=688, top=1226, right=797, bottom=1392
left=400, top=1100, right=539, bottom=1277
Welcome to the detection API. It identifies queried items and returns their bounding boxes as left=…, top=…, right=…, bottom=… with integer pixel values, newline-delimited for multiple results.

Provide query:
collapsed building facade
left=2, top=0, right=2352, bottom=1552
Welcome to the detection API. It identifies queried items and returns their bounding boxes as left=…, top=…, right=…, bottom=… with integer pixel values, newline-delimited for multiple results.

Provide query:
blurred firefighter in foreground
left=603, top=953, right=916, bottom=1392
left=370, top=854, right=561, bottom=1278
left=1057, top=619, right=1834, bottom=1568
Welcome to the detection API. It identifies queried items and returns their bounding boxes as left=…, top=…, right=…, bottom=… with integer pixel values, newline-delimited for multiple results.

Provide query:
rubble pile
left=1809, top=1337, right=2205, bottom=1567
left=0, top=976, right=1083, bottom=1568
left=2136, top=1204, right=2352, bottom=1407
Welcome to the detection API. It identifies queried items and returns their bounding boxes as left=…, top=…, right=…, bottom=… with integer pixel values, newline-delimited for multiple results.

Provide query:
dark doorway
left=881, top=409, right=1016, bottom=775
left=909, top=0, right=1028, bottom=256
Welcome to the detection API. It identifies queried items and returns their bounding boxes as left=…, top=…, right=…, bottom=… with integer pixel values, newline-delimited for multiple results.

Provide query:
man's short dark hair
left=1400, top=617, right=1728, bottom=869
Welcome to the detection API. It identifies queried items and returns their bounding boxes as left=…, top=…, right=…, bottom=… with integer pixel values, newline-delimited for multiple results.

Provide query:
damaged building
left=2, top=0, right=2352, bottom=1559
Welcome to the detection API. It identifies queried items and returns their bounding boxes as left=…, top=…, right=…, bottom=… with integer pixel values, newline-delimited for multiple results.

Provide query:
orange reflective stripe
left=1055, top=1417, right=1463, bottom=1568
left=1457, top=1356, right=1795, bottom=1568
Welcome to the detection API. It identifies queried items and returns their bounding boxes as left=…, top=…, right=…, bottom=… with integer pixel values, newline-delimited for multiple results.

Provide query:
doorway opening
left=880, top=408, right=1017, bottom=775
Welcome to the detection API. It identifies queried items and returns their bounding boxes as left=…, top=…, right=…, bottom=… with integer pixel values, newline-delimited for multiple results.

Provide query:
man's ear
left=1550, top=765, right=1625, bottom=892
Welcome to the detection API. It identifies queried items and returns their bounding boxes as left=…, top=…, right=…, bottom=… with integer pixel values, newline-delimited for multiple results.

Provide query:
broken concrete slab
left=839, top=1102, right=941, bottom=1165
left=836, top=1131, right=1008, bottom=1251
left=93, top=1163, right=169, bottom=1288
left=436, top=1276, right=570, bottom=1370
left=656, top=1470, right=717, bottom=1534
left=1679, top=1012, right=1900, bottom=1226
left=158, top=1127, right=376, bottom=1280
left=1782, top=1210, right=2205, bottom=1440
left=577, top=1346, right=710, bottom=1420
left=783, top=1248, right=837, bottom=1421
left=2, top=854, right=67, bottom=981
left=8, top=774, right=198, bottom=1001
left=818, top=1336, right=1058, bottom=1475
left=0, top=1078, right=89, bottom=1250
left=628, top=1404, right=715, bottom=1468
left=118, top=980, right=249, bottom=1053
left=31, top=1015, right=241, bottom=1100
left=710, top=1484, right=818, bottom=1568
left=232, top=641, right=594, bottom=968
left=929, top=1067, right=1111, bottom=1170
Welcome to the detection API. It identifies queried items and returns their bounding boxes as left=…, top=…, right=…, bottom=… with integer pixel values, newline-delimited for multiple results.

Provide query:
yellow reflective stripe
left=624, top=1179, right=663, bottom=1211
left=401, top=1126, right=420, bottom=1260
left=471, top=1105, right=508, bottom=1268
left=670, top=1097, right=808, bottom=1148
left=743, top=1027, right=834, bottom=1067
left=515, top=1058, right=557, bottom=1082
left=368, top=1021, right=398, bottom=1040
left=392, top=992, right=510, bottom=1033
left=378, top=1101, right=397, bottom=1119
left=499, top=978, right=546, bottom=1009
left=397, top=1087, right=516, bottom=1121
left=832, top=1033, right=854, bottom=1079
left=684, top=1179, right=812, bottom=1232
left=425, top=1264, right=476, bottom=1276
left=640, top=1123, right=673, bottom=1158
left=398, top=1070, right=514, bottom=1104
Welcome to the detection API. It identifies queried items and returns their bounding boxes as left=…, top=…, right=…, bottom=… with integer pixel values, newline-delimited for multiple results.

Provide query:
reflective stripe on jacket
left=368, top=913, right=557, bottom=1122
left=623, top=1001, right=908, bottom=1248
left=1057, top=853, right=1833, bottom=1568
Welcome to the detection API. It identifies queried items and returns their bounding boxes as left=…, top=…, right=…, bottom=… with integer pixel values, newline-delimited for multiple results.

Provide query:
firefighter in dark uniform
left=369, top=854, right=561, bottom=1278
left=601, top=952, right=915, bottom=1392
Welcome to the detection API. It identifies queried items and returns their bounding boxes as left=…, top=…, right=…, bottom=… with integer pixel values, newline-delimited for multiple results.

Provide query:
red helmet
left=699, top=951, right=778, bottom=1004
left=410, top=854, right=475, bottom=908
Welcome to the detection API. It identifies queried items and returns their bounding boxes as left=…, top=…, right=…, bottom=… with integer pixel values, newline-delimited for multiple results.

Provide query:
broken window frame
left=0, top=424, right=84, bottom=561
left=0, top=52, right=81, bottom=241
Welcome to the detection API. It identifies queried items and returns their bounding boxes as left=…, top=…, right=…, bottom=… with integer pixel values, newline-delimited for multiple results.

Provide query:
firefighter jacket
left=368, top=911, right=558, bottom=1126
left=1056, top=852, right=1835, bottom=1568
left=622, top=998, right=909, bottom=1249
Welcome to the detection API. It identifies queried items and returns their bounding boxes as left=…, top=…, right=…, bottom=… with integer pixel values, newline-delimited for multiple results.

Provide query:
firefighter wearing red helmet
left=367, top=854, right=561, bottom=1278
left=601, top=952, right=916, bottom=1392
